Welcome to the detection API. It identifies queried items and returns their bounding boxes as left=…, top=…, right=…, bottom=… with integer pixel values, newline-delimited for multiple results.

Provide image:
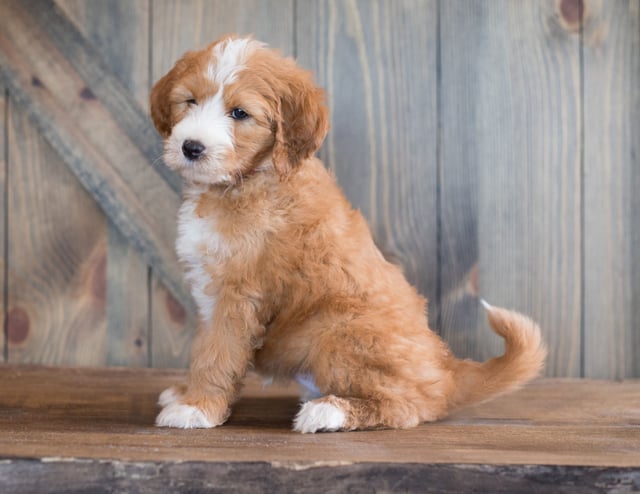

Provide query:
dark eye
left=230, top=108, right=249, bottom=120
left=185, top=98, right=197, bottom=106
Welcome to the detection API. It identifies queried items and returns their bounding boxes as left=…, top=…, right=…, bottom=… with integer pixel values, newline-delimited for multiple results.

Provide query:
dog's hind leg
left=293, top=394, right=422, bottom=433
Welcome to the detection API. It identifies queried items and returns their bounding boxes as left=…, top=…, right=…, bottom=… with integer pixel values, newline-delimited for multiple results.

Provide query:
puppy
left=151, top=35, right=546, bottom=432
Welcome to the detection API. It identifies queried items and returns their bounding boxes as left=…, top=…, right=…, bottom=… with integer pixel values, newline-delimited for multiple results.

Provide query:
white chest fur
left=175, top=187, right=229, bottom=325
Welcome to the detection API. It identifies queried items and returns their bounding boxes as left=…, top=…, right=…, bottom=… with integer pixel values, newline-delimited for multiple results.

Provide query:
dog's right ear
left=150, top=70, right=176, bottom=138
left=150, top=51, right=198, bottom=138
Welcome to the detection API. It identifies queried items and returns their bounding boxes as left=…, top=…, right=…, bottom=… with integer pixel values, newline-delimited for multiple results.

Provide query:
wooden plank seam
left=0, top=55, right=193, bottom=314
left=0, top=0, right=195, bottom=314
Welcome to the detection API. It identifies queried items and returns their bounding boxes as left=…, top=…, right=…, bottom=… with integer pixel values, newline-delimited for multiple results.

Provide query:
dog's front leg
left=156, top=300, right=261, bottom=428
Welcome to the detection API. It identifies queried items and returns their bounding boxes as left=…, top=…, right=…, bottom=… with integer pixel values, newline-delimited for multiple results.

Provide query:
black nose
left=182, top=140, right=206, bottom=160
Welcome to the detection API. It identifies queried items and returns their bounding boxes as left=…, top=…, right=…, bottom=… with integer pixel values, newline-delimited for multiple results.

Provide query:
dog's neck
left=181, top=162, right=288, bottom=203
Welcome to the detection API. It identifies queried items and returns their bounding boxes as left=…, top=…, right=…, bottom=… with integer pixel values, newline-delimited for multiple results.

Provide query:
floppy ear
left=150, top=71, right=175, bottom=138
left=272, top=67, right=329, bottom=173
left=150, top=51, right=198, bottom=138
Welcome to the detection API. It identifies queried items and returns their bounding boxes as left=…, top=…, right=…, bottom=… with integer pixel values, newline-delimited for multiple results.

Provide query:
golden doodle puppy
left=151, top=35, right=546, bottom=432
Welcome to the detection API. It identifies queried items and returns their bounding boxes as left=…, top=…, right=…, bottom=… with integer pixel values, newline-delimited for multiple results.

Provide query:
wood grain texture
left=56, top=0, right=152, bottom=367
left=0, top=1, right=637, bottom=378
left=453, top=1, right=582, bottom=376
left=150, top=278, right=196, bottom=368
left=149, top=0, right=295, bottom=367
left=56, top=0, right=151, bottom=107
left=438, top=1, right=483, bottom=359
left=583, top=0, right=640, bottom=378
left=56, top=0, right=152, bottom=366
left=6, top=103, right=107, bottom=364
left=151, top=0, right=295, bottom=81
left=296, top=0, right=439, bottom=324
left=2, top=462, right=638, bottom=494
left=0, top=0, right=191, bottom=312
left=0, top=85, right=6, bottom=363
left=23, top=0, right=179, bottom=194
left=0, top=366, right=639, bottom=468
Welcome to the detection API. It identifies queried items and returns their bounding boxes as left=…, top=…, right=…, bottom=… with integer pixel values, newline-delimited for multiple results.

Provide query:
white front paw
left=293, top=401, right=346, bottom=433
left=156, top=402, right=213, bottom=429
left=155, top=386, right=213, bottom=429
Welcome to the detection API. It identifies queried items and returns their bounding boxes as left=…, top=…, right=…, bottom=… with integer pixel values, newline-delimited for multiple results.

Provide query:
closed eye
left=185, top=98, right=197, bottom=106
left=230, top=108, right=249, bottom=120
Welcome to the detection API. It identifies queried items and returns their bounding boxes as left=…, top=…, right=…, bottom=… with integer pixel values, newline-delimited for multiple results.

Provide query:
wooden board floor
left=0, top=365, right=639, bottom=492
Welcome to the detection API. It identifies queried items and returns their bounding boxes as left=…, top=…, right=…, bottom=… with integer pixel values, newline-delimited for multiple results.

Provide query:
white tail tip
left=480, top=299, right=494, bottom=311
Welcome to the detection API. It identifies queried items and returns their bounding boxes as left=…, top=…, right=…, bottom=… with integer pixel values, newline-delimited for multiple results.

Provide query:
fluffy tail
left=449, top=300, right=547, bottom=410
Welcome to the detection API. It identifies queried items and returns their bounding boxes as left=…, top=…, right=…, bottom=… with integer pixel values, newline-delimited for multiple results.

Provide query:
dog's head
left=150, top=35, right=329, bottom=185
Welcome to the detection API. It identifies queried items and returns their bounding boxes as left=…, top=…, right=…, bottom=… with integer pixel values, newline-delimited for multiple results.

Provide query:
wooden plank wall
left=583, top=0, right=640, bottom=378
left=57, top=0, right=151, bottom=367
left=442, top=1, right=583, bottom=377
left=1, top=85, right=5, bottom=362
left=0, top=0, right=638, bottom=378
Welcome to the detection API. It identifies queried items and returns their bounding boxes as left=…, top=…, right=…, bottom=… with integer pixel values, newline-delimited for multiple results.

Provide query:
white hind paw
left=293, top=401, right=346, bottom=433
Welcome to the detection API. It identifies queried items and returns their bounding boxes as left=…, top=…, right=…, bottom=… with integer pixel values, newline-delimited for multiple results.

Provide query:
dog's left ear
left=272, top=66, right=329, bottom=173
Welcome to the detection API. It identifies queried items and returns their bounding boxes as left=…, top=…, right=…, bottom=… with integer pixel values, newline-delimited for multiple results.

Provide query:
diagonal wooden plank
left=57, top=0, right=152, bottom=367
left=0, top=1, right=193, bottom=313
left=17, top=0, right=180, bottom=195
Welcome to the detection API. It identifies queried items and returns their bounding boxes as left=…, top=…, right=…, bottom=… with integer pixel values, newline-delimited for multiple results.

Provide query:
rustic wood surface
left=0, top=0, right=190, bottom=313
left=57, top=0, right=152, bottom=368
left=0, top=365, right=638, bottom=468
left=26, top=0, right=180, bottom=194
left=0, top=0, right=639, bottom=378
left=438, top=0, right=483, bottom=360
left=583, top=0, right=640, bottom=379
left=469, top=0, right=582, bottom=376
left=6, top=97, right=107, bottom=364
left=0, top=85, right=6, bottom=363
left=1, top=461, right=639, bottom=494
left=152, top=0, right=295, bottom=80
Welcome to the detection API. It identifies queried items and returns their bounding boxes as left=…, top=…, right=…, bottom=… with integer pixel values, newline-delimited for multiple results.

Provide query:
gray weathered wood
left=149, top=0, right=295, bottom=367
left=55, top=0, right=151, bottom=107
left=583, top=0, right=640, bottom=378
left=6, top=101, right=108, bottom=364
left=457, top=0, right=582, bottom=376
left=104, top=223, right=149, bottom=366
left=1, top=460, right=638, bottom=494
left=150, top=279, right=196, bottom=368
left=0, top=0, right=638, bottom=377
left=0, top=85, right=6, bottom=363
left=56, top=0, right=152, bottom=367
left=438, top=0, right=483, bottom=358
left=21, top=0, right=180, bottom=194
left=152, top=0, right=295, bottom=80
left=296, top=0, right=439, bottom=325
left=0, top=0, right=192, bottom=313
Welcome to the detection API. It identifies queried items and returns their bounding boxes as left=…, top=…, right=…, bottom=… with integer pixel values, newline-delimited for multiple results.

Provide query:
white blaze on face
left=165, top=37, right=263, bottom=183
left=208, top=37, right=262, bottom=86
